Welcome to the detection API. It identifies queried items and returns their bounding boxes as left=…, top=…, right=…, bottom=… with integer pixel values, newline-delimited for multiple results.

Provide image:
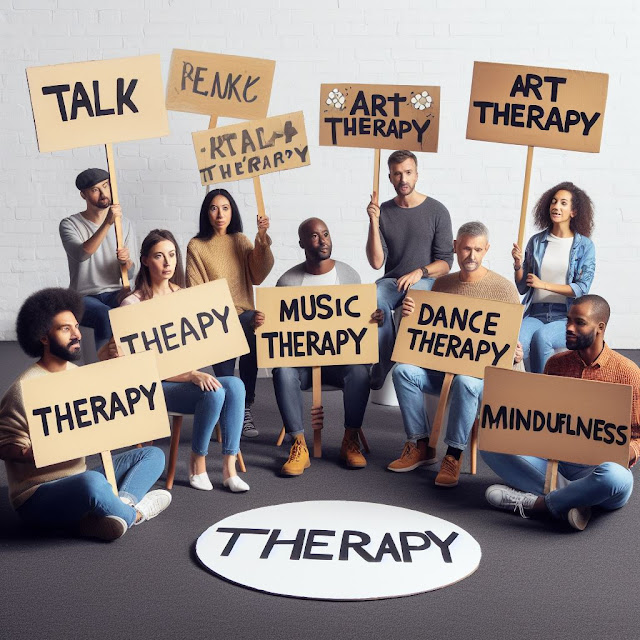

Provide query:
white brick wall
left=1, top=0, right=639, bottom=346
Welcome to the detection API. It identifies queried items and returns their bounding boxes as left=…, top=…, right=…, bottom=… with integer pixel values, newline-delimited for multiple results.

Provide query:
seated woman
left=120, top=229, right=249, bottom=493
left=512, top=182, right=596, bottom=373
left=186, top=189, right=274, bottom=438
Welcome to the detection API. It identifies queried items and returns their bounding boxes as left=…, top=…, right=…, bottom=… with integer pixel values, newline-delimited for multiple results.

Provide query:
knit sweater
left=0, top=363, right=86, bottom=509
left=186, top=233, right=274, bottom=314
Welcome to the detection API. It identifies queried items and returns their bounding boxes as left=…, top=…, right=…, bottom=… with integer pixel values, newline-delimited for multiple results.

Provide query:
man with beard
left=390, top=221, right=523, bottom=487
left=366, top=150, right=454, bottom=390
left=0, top=288, right=171, bottom=541
left=59, top=168, right=138, bottom=349
left=254, top=218, right=382, bottom=475
left=482, top=294, right=639, bottom=530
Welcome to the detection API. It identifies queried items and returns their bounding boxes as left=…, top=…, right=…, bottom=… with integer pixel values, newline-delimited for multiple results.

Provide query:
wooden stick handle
left=428, top=372, right=454, bottom=450
left=253, top=176, right=266, bottom=220
left=100, top=450, right=118, bottom=496
left=372, top=148, right=381, bottom=198
left=311, top=366, right=322, bottom=416
left=105, top=143, right=129, bottom=288
left=517, top=145, right=534, bottom=249
left=205, top=115, right=218, bottom=194
left=543, top=459, right=559, bottom=494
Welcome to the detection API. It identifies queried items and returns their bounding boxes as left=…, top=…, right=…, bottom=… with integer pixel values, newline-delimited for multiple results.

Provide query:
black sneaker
left=242, top=407, right=259, bottom=438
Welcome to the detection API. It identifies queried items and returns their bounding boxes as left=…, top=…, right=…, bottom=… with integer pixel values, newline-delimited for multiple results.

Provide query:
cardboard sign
left=392, top=290, right=523, bottom=379
left=22, top=351, right=168, bottom=468
left=319, top=83, right=440, bottom=152
left=108, top=280, right=249, bottom=379
left=255, top=284, right=378, bottom=368
left=479, top=367, right=632, bottom=467
left=26, top=55, right=170, bottom=153
left=192, top=111, right=309, bottom=186
left=466, top=61, right=608, bottom=152
left=166, top=49, right=275, bottom=119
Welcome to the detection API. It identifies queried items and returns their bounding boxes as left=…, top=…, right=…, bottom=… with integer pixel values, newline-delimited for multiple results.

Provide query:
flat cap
left=75, top=168, right=110, bottom=190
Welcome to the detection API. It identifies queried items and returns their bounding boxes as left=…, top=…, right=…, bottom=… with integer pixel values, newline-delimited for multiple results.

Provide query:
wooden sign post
left=466, top=61, right=608, bottom=247
left=319, top=83, right=441, bottom=204
left=480, top=367, right=633, bottom=493
left=166, top=49, right=276, bottom=211
left=26, top=54, right=170, bottom=289
left=22, top=351, right=169, bottom=495
left=392, top=290, right=523, bottom=450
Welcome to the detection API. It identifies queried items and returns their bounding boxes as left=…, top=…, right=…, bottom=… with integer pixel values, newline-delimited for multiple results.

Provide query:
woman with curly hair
left=512, top=181, right=596, bottom=373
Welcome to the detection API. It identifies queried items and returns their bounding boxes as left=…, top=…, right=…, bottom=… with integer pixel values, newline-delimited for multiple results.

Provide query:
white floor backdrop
left=1, top=0, right=638, bottom=344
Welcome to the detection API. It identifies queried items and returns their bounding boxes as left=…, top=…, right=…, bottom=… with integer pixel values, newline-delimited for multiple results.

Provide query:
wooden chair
left=166, top=412, right=246, bottom=490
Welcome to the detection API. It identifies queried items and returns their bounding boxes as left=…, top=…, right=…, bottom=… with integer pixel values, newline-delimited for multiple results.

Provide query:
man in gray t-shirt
left=366, top=150, right=453, bottom=390
left=59, top=168, right=137, bottom=349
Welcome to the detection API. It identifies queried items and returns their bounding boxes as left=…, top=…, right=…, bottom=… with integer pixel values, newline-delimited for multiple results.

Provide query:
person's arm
left=165, top=371, right=222, bottom=391
left=0, top=443, right=34, bottom=462
left=81, top=205, right=122, bottom=256
left=185, top=241, right=207, bottom=287
left=366, top=192, right=385, bottom=270
left=246, top=225, right=275, bottom=285
left=568, top=238, right=596, bottom=298
left=513, top=237, right=534, bottom=294
left=121, top=217, right=138, bottom=277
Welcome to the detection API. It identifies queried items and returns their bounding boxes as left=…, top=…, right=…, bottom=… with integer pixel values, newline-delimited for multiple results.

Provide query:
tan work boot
left=387, top=439, right=437, bottom=472
left=339, top=428, right=367, bottom=469
left=434, top=454, right=463, bottom=487
left=280, top=435, right=311, bottom=477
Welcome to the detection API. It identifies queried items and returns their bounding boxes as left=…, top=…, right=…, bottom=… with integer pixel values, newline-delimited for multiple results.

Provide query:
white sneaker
left=485, top=484, right=538, bottom=518
left=189, top=472, right=214, bottom=491
left=134, top=489, right=172, bottom=524
left=242, top=407, right=259, bottom=438
left=223, top=475, right=250, bottom=493
left=567, top=506, right=591, bottom=531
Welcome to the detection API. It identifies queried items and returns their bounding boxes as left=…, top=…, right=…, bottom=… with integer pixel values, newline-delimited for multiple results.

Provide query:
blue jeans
left=393, top=364, right=484, bottom=450
left=162, top=376, right=245, bottom=456
left=372, top=276, right=435, bottom=384
left=519, top=303, right=567, bottom=373
left=213, top=310, right=256, bottom=405
left=81, top=290, right=122, bottom=349
left=16, top=446, right=165, bottom=529
left=272, top=365, right=370, bottom=437
left=481, top=451, right=634, bottom=519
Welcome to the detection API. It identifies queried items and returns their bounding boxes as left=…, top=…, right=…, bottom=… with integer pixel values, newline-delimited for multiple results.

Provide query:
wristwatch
left=421, top=266, right=430, bottom=278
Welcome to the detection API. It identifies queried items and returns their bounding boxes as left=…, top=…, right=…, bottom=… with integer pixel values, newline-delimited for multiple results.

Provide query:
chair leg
left=470, top=418, right=478, bottom=475
left=215, top=422, right=222, bottom=444
left=237, top=450, right=247, bottom=473
left=166, top=415, right=183, bottom=490
left=276, top=426, right=285, bottom=447
left=358, top=428, right=370, bottom=454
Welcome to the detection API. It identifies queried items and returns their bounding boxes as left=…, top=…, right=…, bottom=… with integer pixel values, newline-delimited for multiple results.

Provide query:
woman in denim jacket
left=512, top=182, right=596, bottom=373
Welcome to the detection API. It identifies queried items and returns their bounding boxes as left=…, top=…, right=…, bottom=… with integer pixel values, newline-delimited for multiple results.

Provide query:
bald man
left=255, top=218, right=382, bottom=476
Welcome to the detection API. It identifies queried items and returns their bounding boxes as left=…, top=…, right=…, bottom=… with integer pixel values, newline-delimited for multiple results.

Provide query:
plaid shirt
left=544, top=344, right=640, bottom=466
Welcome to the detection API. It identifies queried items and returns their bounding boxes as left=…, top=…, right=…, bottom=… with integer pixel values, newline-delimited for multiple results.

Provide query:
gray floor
left=1, top=341, right=638, bottom=640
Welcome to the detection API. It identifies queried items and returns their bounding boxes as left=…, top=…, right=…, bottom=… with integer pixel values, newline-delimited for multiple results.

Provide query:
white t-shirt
left=301, top=267, right=339, bottom=286
left=532, top=234, right=573, bottom=305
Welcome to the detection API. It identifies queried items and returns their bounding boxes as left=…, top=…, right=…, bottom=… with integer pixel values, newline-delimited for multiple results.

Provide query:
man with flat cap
left=59, top=168, right=138, bottom=349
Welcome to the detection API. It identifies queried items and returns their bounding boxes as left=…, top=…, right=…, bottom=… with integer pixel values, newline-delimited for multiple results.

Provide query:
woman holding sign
left=513, top=182, right=595, bottom=373
left=186, top=189, right=274, bottom=438
left=120, top=230, right=249, bottom=493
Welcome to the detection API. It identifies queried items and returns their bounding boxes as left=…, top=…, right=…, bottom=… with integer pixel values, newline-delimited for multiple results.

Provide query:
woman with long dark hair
left=186, top=189, right=274, bottom=438
left=512, top=181, right=596, bottom=373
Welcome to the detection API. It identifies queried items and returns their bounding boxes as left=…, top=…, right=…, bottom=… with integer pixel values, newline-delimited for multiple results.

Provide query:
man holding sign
left=390, top=222, right=523, bottom=487
left=0, top=289, right=170, bottom=541
left=59, top=168, right=138, bottom=349
left=483, top=295, right=638, bottom=531
left=366, top=150, right=453, bottom=390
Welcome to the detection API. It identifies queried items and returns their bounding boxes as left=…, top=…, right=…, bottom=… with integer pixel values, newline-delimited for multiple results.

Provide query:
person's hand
left=252, top=310, right=265, bottom=330
left=97, top=336, right=122, bottom=361
left=370, top=309, right=384, bottom=327
left=514, top=341, right=524, bottom=364
left=526, top=273, right=545, bottom=289
left=116, top=247, right=130, bottom=265
left=257, top=215, right=270, bottom=241
left=190, top=371, right=222, bottom=392
left=397, top=268, right=423, bottom=292
left=367, top=192, right=380, bottom=223
left=106, top=203, right=122, bottom=226
left=402, top=295, right=415, bottom=317
left=311, top=405, right=324, bottom=429
left=512, top=243, right=523, bottom=270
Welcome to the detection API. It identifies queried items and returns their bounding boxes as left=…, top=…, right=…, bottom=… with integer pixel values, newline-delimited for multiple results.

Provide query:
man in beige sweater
left=0, top=288, right=171, bottom=541
left=389, top=222, right=524, bottom=487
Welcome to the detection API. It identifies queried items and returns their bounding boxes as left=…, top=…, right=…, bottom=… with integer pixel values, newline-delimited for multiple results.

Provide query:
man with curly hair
left=0, top=288, right=171, bottom=541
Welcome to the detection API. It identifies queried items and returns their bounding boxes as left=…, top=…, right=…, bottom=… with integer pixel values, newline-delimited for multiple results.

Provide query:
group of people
left=0, top=151, right=638, bottom=542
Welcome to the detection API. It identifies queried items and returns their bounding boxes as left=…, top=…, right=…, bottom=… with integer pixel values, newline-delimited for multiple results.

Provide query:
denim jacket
left=518, top=229, right=596, bottom=314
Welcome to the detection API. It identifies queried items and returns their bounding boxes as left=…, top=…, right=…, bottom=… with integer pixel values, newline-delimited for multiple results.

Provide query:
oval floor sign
left=196, top=501, right=482, bottom=600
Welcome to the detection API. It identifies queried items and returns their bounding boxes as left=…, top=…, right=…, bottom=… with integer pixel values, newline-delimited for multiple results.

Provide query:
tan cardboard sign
left=22, top=351, right=168, bottom=468
left=319, top=83, right=440, bottom=152
left=108, top=280, right=249, bottom=379
left=466, top=61, right=608, bottom=152
left=479, top=367, right=632, bottom=467
left=256, top=284, right=379, bottom=368
left=26, top=55, right=170, bottom=153
left=166, top=49, right=275, bottom=119
left=192, top=111, right=309, bottom=186
left=392, top=290, right=523, bottom=379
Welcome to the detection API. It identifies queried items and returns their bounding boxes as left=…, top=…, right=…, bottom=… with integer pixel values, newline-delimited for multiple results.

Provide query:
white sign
left=196, top=501, right=481, bottom=600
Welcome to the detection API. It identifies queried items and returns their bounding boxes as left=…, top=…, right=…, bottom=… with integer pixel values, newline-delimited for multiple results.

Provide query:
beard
left=566, top=330, right=595, bottom=351
left=49, top=337, right=82, bottom=362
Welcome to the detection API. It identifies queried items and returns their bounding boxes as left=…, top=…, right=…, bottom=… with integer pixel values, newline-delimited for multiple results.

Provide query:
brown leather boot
left=280, top=434, right=311, bottom=477
left=387, top=439, right=437, bottom=472
left=339, top=428, right=367, bottom=468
